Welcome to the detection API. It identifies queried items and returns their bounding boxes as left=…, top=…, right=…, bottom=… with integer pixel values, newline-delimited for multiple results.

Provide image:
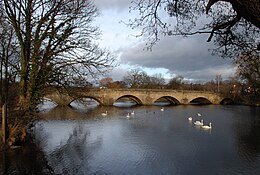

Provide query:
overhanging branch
left=206, top=0, right=218, bottom=14
left=207, top=14, right=241, bottom=42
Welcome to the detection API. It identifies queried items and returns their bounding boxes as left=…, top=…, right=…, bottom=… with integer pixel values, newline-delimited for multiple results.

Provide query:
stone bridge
left=44, top=88, right=232, bottom=106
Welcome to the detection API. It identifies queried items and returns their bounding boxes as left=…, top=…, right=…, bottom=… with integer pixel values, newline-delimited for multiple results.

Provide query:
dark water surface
left=1, top=105, right=260, bottom=175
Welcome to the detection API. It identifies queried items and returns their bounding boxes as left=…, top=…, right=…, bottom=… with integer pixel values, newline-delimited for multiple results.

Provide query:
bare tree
left=127, top=0, right=259, bottom=58
left=167, top=75, right=184, bottom=89
left=215, top=74, right=222, bottom=92
left=99, top=77, right=113, bottom=88
left=123, top=68, right=149, bottom=88
left=2, top=0, right=116, bottom=111
left=107, top=81, right=127, bottom=88
left=149, top=73, right=165, bottom=88
left=0, top=7, right=19, bottom=106
left=235, top=52, right=260, bottom=98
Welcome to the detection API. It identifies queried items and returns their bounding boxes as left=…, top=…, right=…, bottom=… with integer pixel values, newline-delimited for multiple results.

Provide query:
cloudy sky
left=94, top=0, right=235, bottom=82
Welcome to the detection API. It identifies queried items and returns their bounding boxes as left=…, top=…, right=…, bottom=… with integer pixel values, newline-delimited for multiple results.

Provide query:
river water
left=1, top=104, right=260, bottom=175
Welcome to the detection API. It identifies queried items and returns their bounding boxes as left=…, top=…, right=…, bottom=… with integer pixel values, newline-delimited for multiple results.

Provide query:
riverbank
left=0, top=139, right=54, bottom=174
left=237, top=99, right=260, bottom=107
left=0, top=109, right=36, bottom=152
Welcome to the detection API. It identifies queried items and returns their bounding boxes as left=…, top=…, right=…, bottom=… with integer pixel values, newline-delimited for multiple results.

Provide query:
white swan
left=160, top=107, right=164, bottom=111
left=131, top=111, right=135, bottom=115
left=126, top=113, right=130, bottom=119
left=202, top=122, right=212, bottom=129
left=101, top=111, right=107, bottom=116
left=194, top=119, right=203, bottom=126
left=188, top=117, right=192, bottom=121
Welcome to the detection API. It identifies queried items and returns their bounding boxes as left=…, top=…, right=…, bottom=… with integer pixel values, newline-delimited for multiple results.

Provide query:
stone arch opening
left=38, top=97, right=58, bottom=111
left=114, top=95, right=143, bottom=107
left=153, top=96, right=180, bottom=106
left=220, top=98, right=234, bottom=105
left=69, top=96, right=101, bottom=108
left=190, top=97, right=212, bottom=105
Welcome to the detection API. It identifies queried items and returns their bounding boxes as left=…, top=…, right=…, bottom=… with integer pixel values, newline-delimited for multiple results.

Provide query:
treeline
left=99, top=69, right=259, bottom=105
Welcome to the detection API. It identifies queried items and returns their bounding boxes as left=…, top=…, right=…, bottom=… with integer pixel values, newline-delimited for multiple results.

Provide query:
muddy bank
left=0, top=141, right=53, bottom=174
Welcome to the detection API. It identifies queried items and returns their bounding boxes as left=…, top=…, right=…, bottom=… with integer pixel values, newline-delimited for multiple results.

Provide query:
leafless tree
left=123, top=69, right=166, bottom=88
left=99, top=77, right=113, bottom=88
left=0, top=7, right=19, bottom=106
left=123, top=68, right=149, bottom=88
left=235, top=52, right=260, bottom=98
left=127, top=0, right=259, bottom=58
left=167, top=75, right=184, bottom=89
left=149, top=73, right=165, bottom=88
left=1, top=0, right=117, bottom=111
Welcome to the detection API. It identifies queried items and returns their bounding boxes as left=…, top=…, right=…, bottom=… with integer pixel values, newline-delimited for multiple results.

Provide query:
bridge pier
left=102, top=97, right=115, bottom=106
left=180, top=97, right=189, bottom=104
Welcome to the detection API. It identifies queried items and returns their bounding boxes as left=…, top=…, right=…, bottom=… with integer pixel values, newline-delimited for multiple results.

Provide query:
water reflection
left=113, top=101, right=137, bottom=107
left=234, top=107, right=260, bottom=163
left=0, top=143, right=53, bottom=174
left=38, top=98, right=58, bottom=111
left=70, top=98, right=99, bottom=112
left=37, top=123, right=102, bottom=175
left=1, top=105, right=260, bottom=175
left=153, top=101, right=172, bottom=106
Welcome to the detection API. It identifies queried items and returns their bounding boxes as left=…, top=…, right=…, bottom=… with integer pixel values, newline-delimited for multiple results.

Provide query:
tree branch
left=206, top=0, right=218, bottom=14
left=207, top=14, right=241, bottom=42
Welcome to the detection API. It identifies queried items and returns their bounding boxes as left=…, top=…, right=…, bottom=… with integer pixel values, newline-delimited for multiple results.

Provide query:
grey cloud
left=94, top=1, right=235, bottom=81
left=172, top=65, right=235, bottom=81
left=94, top=0, right=131, bottom=11
left=108, top=67, right=128, bottom=81
left=119, top=35, right=234, bottom=80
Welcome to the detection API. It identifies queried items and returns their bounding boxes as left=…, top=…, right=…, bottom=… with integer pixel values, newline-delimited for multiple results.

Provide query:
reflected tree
left=47, top=124, right=102, bottom=174
left=235, top=108, right=260, bottom=162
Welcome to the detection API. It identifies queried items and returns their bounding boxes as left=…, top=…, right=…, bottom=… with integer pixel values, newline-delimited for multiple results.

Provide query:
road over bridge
left=44, top=88, right=232, bottom=106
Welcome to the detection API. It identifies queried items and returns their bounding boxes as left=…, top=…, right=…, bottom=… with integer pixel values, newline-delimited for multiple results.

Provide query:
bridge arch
left=220, top=98, right=234, bottom=105
left=153, top=96, right=181, bottom=105
left=43, top=94, right=68, bottom=106
left=115, top=95, right=143, bottom=105
left=189, top=97, right=212, bottom=105
left=41, top=97, right=58, bottom=105
left=67, top=96, right=102, bottom=106
left=38, top=97, right=58, bottom=111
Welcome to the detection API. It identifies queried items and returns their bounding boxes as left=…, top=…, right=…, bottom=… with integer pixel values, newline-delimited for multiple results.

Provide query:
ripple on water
left=2, top=105, right=259, bottom=175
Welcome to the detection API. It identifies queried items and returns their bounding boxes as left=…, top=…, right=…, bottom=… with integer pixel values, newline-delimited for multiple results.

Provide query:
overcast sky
left=94, top=0, right=235, bottom=82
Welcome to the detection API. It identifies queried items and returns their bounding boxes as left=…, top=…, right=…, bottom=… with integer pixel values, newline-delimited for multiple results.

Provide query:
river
left=1, top=104, right=260, bottom=175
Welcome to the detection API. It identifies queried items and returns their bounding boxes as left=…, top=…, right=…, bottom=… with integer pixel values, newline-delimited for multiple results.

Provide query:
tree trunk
left=231, top=0, right=260, bottom=28
left=2, top=104, right=7, bottom=144
left=19, top=65, right=31, bottom=111
left=208, top=0, right=260, bottom=28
